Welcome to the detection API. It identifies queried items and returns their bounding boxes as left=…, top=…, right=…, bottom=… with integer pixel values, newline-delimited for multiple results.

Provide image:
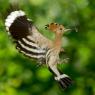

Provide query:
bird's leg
left=36, top=62, right=43, bottom=68
left=36, top=57, right=46, bottom=67
left=58, top=58, right=69, bottom=64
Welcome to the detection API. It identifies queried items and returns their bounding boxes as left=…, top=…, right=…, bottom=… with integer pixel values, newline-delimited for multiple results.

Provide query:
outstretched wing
left=5, top=10, right=52, bottom=61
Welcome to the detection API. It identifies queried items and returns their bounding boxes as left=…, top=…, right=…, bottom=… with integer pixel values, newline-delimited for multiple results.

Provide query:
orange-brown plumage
left=45, top=23, right=65, bottom=52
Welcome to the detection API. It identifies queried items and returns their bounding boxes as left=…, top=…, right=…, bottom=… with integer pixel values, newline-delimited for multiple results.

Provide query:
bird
left=5, top=10, right=72, bottom=89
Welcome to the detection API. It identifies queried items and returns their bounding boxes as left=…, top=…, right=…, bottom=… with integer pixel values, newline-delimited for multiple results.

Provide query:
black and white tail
left=5, top=10, right=46, bottom=60
left=49, top=67, right=72, bottom=89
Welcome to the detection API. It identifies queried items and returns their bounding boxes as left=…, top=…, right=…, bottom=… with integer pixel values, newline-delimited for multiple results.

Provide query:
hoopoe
left=5, top=10, right=72, bottom=89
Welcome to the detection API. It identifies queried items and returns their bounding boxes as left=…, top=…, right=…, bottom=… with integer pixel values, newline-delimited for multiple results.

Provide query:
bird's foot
left=59, top=58, right=69, bottom=64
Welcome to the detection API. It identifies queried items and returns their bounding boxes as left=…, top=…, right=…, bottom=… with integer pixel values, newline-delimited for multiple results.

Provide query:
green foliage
left=0, top=0, right=95, bottom=95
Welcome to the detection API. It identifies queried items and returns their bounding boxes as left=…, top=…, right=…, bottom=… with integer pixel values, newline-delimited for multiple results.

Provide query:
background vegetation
left=0, top=0, right=95, bottom=95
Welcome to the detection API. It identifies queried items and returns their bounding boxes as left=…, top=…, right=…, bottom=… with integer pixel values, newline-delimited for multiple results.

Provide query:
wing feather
left=5, top=10, right=51, bottom=62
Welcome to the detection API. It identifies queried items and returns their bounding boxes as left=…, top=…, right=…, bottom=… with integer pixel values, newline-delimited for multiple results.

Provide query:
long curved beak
left=64, top=27, right=78, bottom=32
left=64, top=28, right=71, bottom=32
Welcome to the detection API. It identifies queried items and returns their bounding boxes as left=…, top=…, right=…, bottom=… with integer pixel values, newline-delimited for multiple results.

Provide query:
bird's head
left=45, top=23, right=71, bottom=35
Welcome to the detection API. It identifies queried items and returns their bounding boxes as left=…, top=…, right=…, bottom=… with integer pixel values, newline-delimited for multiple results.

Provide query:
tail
left=49, top=67, right=72, bottom=89
left=55, top=73, right=72, bottom=89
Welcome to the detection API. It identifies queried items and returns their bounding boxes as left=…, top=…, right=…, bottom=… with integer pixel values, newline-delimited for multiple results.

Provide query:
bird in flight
left=5, top=10, right=72, bottom=89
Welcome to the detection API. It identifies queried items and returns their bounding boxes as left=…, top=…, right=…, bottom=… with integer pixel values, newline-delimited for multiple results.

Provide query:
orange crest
left=45, top=23, right=64, bottom=32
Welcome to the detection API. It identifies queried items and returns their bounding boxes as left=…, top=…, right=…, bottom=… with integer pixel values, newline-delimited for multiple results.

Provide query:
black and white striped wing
left=5, top=10, right=46, bottom=60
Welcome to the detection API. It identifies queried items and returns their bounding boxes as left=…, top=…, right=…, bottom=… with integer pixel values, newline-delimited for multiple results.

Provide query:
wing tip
left=5, top=10, right=25, bottom=31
